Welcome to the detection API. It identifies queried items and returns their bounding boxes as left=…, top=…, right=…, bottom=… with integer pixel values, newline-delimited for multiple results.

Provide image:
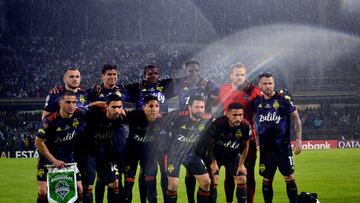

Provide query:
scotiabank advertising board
left=291, top=140, right=360, bottom=150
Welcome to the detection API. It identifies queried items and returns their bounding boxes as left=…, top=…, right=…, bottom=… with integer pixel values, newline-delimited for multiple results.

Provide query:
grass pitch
left=0, top=149, right=359, bottom=203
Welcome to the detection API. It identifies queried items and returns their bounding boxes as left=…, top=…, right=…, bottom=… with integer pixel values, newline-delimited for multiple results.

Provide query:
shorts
left=167, top=154, right=208, bottom=177
left=213, top=153, right=245, bottom=176
left=83, top=152, right=119, bottom=185
left=259, top=144, right=294, bottom=179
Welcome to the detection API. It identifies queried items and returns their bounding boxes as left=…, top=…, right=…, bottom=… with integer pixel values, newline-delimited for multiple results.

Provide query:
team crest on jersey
left=56, top=127, right=62, bottom=132
left=79, top=95, right=85, bottom=104
left=115, top=91, right=122, bottom=97
left=235, top=129, right=243, bottom=139
left=167, top=164, right=175, bottom=174
left=198, top=124, right=205, bottom=132
left=38, top=128, right=46, bottom=135
left=181, top=125, right=187, bottom=129
left=156, top=86, right=164, bottom=92
left=258, top=103, right=263, bottom=108
left=141, top=88, right=147, bottom=92
left=72, top=119, right=79, bottom=128
left=273, top=100, right=280, bottom=109
left=37, top=168, right=45, bottom=178
left=259, top=164, right=266, bottom=173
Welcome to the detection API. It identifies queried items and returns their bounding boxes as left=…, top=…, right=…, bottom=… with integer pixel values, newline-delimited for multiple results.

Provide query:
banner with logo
left=46, top=163, right=78, bottom=203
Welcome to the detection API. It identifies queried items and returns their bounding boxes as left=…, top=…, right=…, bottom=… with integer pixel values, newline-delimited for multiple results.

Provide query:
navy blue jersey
left=205, top=116, right=250, bottom=158
left=126, top=110, right=166, bottom=149
left=37, top=110, right=86, bottom=165
left=168, top=113, right=211, bottom=159
left=126, top=79, right=175, bottom=112
left=43, top=87, right=86, bottom=112
left=86, top=84, right=129, bottom=103
left=253, top=92, right=296, bottom=150
left=174, top=77, right=218, bottom=112
left=83, top=106, right=126, bottom=159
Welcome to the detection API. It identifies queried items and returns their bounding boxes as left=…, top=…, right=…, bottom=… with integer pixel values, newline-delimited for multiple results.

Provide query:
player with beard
left=173, top=59, right=218, bottom=203
left=164, top=96, right=212, bottom=203
left=253, top=72, right=302, bottom=203
left=42, top=67, right=86, bottom=120
left=204, top=103, right=250, bottom=203
left=83, top=64, right=128, bottom=203
left=218, top=63, right=261, bottom=203
left=82, top=93, right=126, bottom=203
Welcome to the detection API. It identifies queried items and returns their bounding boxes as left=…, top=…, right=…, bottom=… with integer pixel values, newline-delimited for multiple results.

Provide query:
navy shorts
left=83, top=152, right=119, bottom=185
left=214, top=153, right=245, bottom=176
left=259, top=144, right=294, bottom=179
left=167, top=154, right=208, bottom=177
left=124, top=142, right=158, bottom=178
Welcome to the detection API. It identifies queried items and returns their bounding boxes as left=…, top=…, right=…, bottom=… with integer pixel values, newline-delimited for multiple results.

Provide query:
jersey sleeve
left=37, top=117, right=51, bottom=140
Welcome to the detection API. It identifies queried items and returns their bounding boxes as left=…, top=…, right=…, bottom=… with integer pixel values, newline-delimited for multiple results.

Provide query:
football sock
left=236, top=183, right=247, bottom=203
left=286, top=179, right=298, bottom=203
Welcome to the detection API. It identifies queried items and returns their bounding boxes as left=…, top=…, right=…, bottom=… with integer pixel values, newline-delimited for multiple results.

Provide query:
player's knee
left=167, top=178, right=179, bottom=191
left=263, top=178, right=272, bottom=185
left=38, top=182, right=47, bottom=196
left=84, top=185, right=93, bottom=195
left=236, top=175, right=247, bottom=184
left=199, top=176, right=211, bottom=190
left=108, top=180, right=119, bottom=188
left=211, top=175, right=219, bottom=185
left=284, top=175, right=295, bottom=182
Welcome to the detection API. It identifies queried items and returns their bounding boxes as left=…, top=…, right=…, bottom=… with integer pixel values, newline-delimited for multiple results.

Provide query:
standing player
left=84, top=64, right=128, bottom=203
left=218, top=63, right=261, bottom=203
left=164, top=96, right=212, bottom=203
left=126, top=64, right=175, bottom=113
left=123, top=95, right=165, bottom=203
left=173, top=59, right=218, bottom=203
left=35, top=91, right=84, bottom=203
left=125, top=65, right=175, bottom=202
left=253, top=72, right=302, bottom=203
left=205, top=103, right=250, bottom=203
left=82, top=93, right=126, bottom=203
left=42, top=67, right=86, bottom=119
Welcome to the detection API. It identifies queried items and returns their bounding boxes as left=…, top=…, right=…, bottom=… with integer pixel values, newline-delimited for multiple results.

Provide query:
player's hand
left=49, top=86, right=63, bottom=94
left=52, top=159, right=66, bottom=169
left=294, top=139, right=302, bottom=155
left=210, top=162, right=219, bottom=176
left=237, top=164, right=247, bottom=175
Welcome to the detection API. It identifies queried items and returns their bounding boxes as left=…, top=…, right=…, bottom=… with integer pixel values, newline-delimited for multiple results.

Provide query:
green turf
left=1, top=149, right=359, bottom=202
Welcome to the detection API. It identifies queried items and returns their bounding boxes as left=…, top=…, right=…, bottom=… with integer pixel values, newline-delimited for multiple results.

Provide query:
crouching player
left=204, top=103, right=250, bottom=203
left=35, top=91, right=84, bottom=203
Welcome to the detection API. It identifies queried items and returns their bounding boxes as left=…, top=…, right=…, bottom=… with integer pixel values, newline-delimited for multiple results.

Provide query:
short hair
left=60, top=90, right=77, bottom=100
left=230, top=63, right=247, bottom=74
left=101, top=64, right=117, bottom=74
left=63, top=67, right=80, bottom=75
left=188, top=95, right=206, bottom=106
left=258, top=72, right=273, bottom=80
left=143, top=65, right=159, bottom=76
left=105, top=92, right=122, bottom=104
left=227, top=103, right=244, bottom=111
left=143, top=95, right=159, bottom=105
left=184, top=59, right=200, bottom=68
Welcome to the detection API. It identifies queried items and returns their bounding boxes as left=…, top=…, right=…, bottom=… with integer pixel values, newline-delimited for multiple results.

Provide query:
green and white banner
left=46, top=163, right=78, bottom=203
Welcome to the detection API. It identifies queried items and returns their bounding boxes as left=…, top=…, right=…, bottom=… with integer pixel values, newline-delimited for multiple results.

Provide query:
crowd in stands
left=0, top=111, right=40, bottom=151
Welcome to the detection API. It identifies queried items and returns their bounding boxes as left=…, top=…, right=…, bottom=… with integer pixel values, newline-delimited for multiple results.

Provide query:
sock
left=145, top=176, right=157, bottom=203
left=185, top=172, right=196, bottom=203
left=95, top=179, right=105, bottom=203
left=165, top=189, right=177, bottom=203
left=209, top=184, right=218, bottom=203
left=107, top=187, right=120, bottom=203
left=139, top=174, right=147, bottom=203
left=236, top=183, right=247, bottom=203
left=224, top=168, right=235, bottom=203
left=197, top=187, right=210, bottom=203
left=83, top=187, right=93, bottom=203
left=37, top=193, right=47, bottom=203
left=124, top=177, right=135, bottom=203
left=262, top=179, right=273, bottom=203
left=286, top=179, right=298, bottom=203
